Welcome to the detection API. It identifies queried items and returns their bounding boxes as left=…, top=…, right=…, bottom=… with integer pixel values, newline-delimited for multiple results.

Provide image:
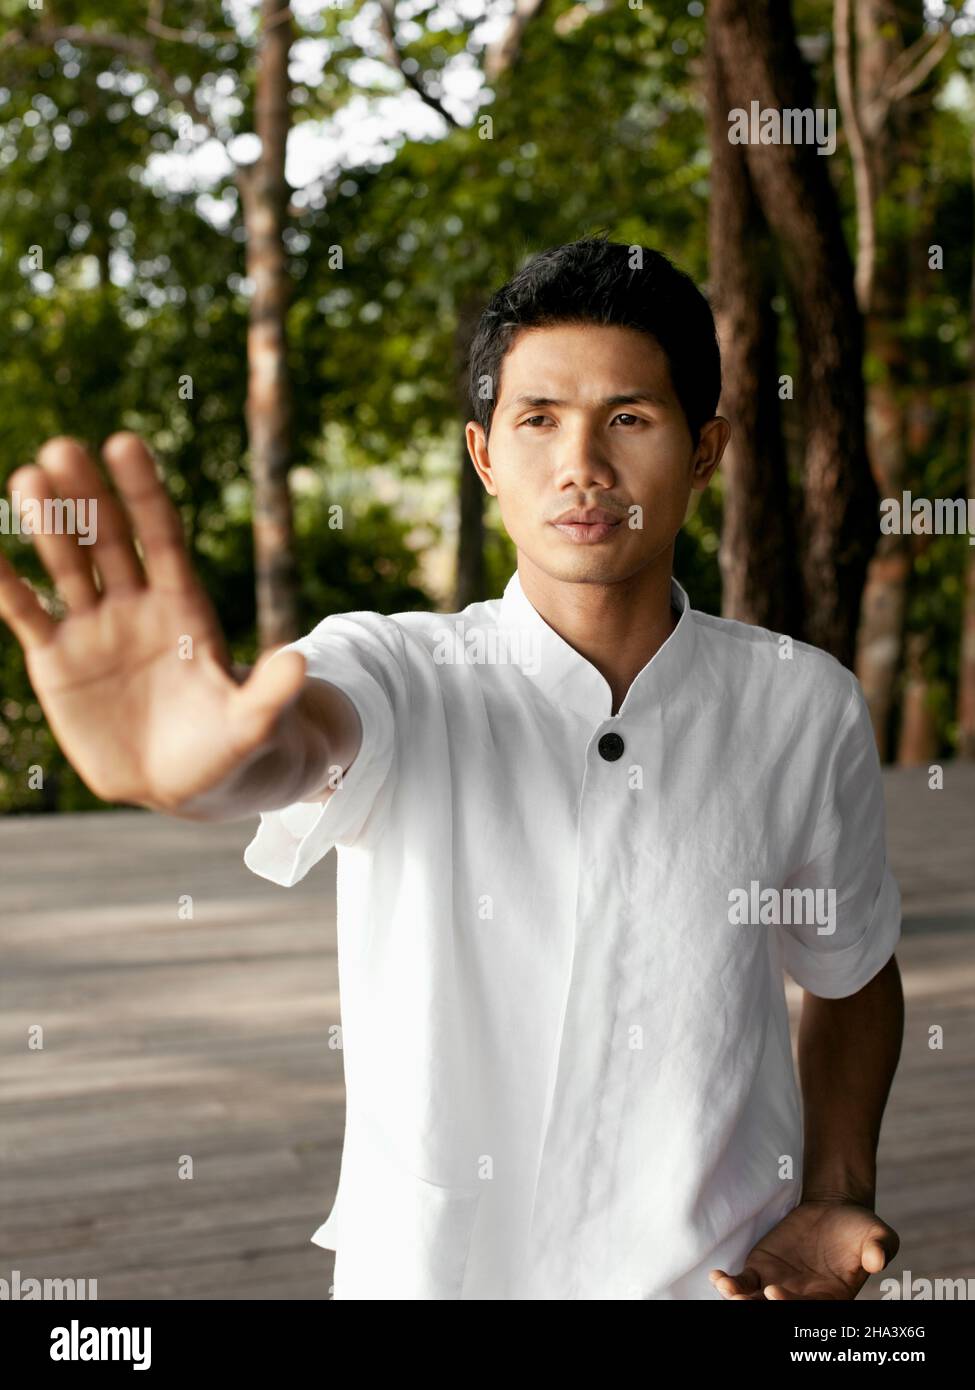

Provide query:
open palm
left=0, top=434, right=307, bottom=813
left=709, top=1199, right=900, bottom=1301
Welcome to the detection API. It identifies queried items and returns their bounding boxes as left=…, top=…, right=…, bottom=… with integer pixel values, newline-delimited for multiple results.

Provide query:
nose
left=551, top=420, right=616, bottom=492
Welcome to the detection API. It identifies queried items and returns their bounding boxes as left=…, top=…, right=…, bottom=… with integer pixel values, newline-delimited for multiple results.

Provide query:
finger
left=101, top=432, right=194, bottom=591
left=8, top=462, right=100, bottom=613
left=710, top=1266, right=763, bottom=1298
left=861, top=1232, right=897, bottom=1274
left=36, top=436, right=145, bottom=594
left=0, top=548, right=56, bottom=650
left=763, top=1284, right=803, bottom=1300
left=706, top=1267, right=762, bottom=1295
left=230, top=647, right=307, bottom=750
left=708, top=1268, right=739, bottom=1299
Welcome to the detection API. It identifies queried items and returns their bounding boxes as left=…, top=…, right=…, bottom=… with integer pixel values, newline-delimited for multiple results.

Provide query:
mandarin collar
left=496, top=568, right=697, bottom=722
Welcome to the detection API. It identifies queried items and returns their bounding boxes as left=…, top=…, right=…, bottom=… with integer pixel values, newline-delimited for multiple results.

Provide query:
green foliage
left=0, top=0, right=972, bottom=808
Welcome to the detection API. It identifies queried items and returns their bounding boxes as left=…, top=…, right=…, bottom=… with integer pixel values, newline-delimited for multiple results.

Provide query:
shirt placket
left=525, top=715, right=639, bottom=1298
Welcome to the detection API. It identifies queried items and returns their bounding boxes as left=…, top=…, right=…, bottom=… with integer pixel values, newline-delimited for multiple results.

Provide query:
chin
left=549, top=555, right=626, bottom=584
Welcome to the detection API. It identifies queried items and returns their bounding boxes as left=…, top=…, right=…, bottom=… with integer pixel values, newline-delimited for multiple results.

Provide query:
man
left=0, top=235, right=903, bottom=1301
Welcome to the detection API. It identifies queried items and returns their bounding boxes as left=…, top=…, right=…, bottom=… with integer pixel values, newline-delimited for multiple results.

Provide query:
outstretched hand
left=0, top=434, right=308, bottom=813
left=709, top=1199, right=899, bottom=1300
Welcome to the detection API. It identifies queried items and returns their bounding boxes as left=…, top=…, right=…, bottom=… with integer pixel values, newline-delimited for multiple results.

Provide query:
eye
left=611, top=413, right=643, bottom=426
left=520, top=415, right=552, bottom=427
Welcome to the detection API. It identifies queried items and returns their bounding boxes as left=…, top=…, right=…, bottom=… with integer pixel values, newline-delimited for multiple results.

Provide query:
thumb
left=861, top=1222, right=899, bottom=1274
left=233, top=646, right=308, bottom=745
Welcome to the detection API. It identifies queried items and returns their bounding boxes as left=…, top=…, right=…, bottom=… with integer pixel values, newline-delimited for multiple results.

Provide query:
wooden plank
left=0, top=765, right=973, bottom=1300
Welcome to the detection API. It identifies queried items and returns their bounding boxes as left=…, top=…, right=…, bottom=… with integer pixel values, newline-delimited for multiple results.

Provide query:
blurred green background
left=1, top=0, right=974, bottom=812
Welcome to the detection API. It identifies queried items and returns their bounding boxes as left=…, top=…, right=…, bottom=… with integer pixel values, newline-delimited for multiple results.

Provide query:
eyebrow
left=505, top=391, right=668, bottom=413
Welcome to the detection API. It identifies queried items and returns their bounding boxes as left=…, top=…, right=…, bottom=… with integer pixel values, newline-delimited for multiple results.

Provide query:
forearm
left=165, top=672, right=340, bottom=823
left=797, top=953, right=904, bottom=1206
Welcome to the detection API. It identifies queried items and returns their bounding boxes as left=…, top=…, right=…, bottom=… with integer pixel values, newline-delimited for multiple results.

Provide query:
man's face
left=466, top=323, right=728, bottom=586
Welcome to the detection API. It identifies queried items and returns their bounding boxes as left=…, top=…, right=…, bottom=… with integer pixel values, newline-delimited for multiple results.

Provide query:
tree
left=240, top=0, right=297, bottom=647
left=709, top=0, right=878, bottom=667
left=4, top=0, right=299, bottom=646
left=959, top=119, right=975, bottom=759
left=704, top=18, right=803, bottom=634
left=835, top=0, right=951, bottom=756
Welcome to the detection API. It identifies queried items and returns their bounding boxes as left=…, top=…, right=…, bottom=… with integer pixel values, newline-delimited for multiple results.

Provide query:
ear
left=690, top=417, right=731, bottom=491
left=466, top=421, right=498, bottom=497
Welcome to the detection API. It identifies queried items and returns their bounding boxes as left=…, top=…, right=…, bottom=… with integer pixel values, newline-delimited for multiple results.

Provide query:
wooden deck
left=1, top=763, right=973, bottom=1300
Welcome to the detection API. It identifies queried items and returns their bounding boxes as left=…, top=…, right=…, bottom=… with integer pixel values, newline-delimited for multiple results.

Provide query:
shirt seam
left=795, top=672, right=860, bottom=871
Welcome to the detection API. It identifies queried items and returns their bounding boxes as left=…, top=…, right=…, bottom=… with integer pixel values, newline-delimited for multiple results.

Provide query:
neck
left=517, top=551, right=679, bottom=715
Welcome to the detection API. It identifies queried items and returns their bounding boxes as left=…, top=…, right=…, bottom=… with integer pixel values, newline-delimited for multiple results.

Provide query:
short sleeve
left=243, top=613, right=402, bottom=887
left=778, top=674, right=902, bottom=998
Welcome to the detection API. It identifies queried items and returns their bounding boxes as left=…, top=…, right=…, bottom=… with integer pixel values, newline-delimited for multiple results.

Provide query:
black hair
left=467, top=233, right=721, bottom=446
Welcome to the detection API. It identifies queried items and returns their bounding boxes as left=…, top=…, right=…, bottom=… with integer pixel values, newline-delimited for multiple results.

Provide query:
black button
left=598, top=732, right=624, bottom=761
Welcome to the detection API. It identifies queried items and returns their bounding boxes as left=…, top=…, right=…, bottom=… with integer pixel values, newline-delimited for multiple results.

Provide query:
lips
left=552, top=508, right=623, bottom=525
left=549, top=509, right=624, bottom=544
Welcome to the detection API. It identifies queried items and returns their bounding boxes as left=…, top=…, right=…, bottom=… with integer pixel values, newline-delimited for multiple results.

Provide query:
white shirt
left=243, top=569, right=901, bottom=1300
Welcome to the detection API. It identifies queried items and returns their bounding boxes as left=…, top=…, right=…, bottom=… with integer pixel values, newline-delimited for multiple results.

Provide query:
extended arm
left=0, top=433, right=364, bottom=825
left=171, top=669, right=364, bottom=822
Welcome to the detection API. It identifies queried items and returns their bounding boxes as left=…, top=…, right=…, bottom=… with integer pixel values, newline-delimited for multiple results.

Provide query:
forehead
left=497, top=322, right=675, bottom=401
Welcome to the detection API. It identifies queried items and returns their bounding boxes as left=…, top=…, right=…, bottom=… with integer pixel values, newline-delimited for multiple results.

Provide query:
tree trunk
left=897, top=632, right=939, bottom=764
left=846, top=0, right=941, bottom=760
left=705, top=23, right=803, bottom=634
left=239, top=0, right=297, bottom=648
left=959, top=438, right=975, bottom=757
left=710, top=0, right=878, bottom=668
left=958, top=132, right=975, bottom=758
left=854, top=238, right=913, bottom=760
